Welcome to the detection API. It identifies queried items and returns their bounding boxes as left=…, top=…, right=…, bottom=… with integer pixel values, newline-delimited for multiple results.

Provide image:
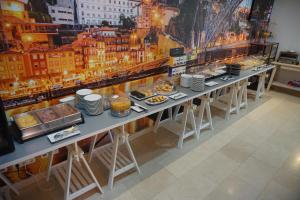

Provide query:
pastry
left=146, top=95, right=168, bottom=104
left=155, top=83, right=173, bottom=94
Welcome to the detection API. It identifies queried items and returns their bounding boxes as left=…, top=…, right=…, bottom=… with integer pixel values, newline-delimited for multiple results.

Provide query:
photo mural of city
left=0, top=0, right=276, bottom=184
left=0, top=0, right=263, bottom=111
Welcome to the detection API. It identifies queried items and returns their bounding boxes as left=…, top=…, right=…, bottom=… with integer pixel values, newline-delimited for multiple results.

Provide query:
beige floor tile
left=235, top=157, right=277, bottom=191
left=152, top=175, right=216, bottom=200
left=165, top=148, right=210, bottom=178
left=228, top=117, right=253, bottom=132
left=204, top=175, right=260, bottom=200
left=192, top=152, right=240, bottom=184
left=114, top=191, right=137, bottom=200
left=235, top=123, right=275, bottom=147
left=271, top=102, right=300, bottom=123
left=280, top=150, right=300, bottom=176
left=273, top=167, right=300, bottom=193
left=267, top=130, right=300, bottom=154
left=252, top=140, right=289, bottom=169
left=178, top=170, right=217, bottom=196
left=151, top=191, right=174, bottom=200
left=129, top=168, right=177, bottom=200
left=220, top=138, right=256, bottom=163
left=257, top=181, right=300, bottom=200
left=84, top=190, right=136, bottom=200
left=84, top=193, right=103, bottom=200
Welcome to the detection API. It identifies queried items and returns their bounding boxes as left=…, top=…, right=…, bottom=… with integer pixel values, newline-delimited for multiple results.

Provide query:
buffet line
left=0, top=63, right=276, bottom=200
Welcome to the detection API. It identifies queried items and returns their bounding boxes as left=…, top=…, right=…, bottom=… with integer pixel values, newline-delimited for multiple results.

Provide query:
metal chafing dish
left=13, top=103, right=84, bottom=142
left=35, top=108, right=64, bottom=129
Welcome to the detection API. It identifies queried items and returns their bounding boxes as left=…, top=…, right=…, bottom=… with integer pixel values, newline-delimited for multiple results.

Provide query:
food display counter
left=0, top=64, right=276, bottom=199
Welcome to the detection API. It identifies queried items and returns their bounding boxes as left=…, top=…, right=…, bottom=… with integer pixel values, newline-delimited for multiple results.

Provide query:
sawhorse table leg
left=47, top=143, right=103, bottom=200
left=267, top=67, right=277, bottom=92
left=195, top=93, right=213, bottom=138
left=0, top=172, right=19, bottom=196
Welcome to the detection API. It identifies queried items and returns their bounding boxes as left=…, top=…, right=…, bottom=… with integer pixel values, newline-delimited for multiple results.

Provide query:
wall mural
left=0, top=0, right=256, bottom=111
left=0, top=0, right=274, bottom=184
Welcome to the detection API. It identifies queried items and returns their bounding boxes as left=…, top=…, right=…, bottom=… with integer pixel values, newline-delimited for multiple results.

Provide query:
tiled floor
left=7, top=91, right=300, bottom=200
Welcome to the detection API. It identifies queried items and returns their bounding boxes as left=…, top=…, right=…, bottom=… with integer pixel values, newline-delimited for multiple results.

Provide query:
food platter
left=145, top=95, right=169, bottom=106
left=154, top=82, right=176, bottom=96
left=130, top=90, right=156, bottom=101
left=130, top=86, right=156, bottom=100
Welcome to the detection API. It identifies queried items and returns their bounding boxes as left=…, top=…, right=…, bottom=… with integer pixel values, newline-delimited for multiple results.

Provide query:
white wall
left=269, top=0, right=300, bottom=86
left=269, top=0, right=300, bottom=54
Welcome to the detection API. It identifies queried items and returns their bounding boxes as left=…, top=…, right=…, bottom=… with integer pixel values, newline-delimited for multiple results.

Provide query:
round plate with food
left=145, top=95, right=169, bottom=105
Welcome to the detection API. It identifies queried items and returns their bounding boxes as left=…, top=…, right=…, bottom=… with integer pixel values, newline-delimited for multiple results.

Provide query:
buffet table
left=0, top=65, right=275, bottom=198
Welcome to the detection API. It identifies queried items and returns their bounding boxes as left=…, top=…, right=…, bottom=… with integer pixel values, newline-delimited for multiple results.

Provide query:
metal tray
left=52, top=103, right=82, bottom=124
left=13, top=112, right=45, bottom=140
left=35, top=108, right=64, bottom=129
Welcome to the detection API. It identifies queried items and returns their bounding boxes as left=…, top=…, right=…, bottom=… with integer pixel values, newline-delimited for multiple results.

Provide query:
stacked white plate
left=76, top=89, right=93, bottom=109
left=83, top=94, right=103, bottom=116
left=180, top=74, right=193, bottom=88
left=191, top=75, right=205, bottom=92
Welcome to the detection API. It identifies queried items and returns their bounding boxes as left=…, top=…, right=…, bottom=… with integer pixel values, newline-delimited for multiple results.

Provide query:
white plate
left=84, top=94, right=101, bottom=102
left=205, top=81, right=219, bottom=87
left=76, top=89, right=92, bottom=96
left=145, top=96, right=169, bottom=105
left=59, top=96, right=75, bottom=102
left=169, top=92, right=187, bottom=100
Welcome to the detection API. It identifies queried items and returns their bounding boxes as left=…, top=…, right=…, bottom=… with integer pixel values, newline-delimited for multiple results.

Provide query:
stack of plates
left=191, top=75, right=205, bottom=92
left=180, top=74, right=193, bottom=88
left=76, top=89, right=93, bottom=109
left=226, top=64, right=241, bottom=76
left=83, top=94, right=103, bottom=116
